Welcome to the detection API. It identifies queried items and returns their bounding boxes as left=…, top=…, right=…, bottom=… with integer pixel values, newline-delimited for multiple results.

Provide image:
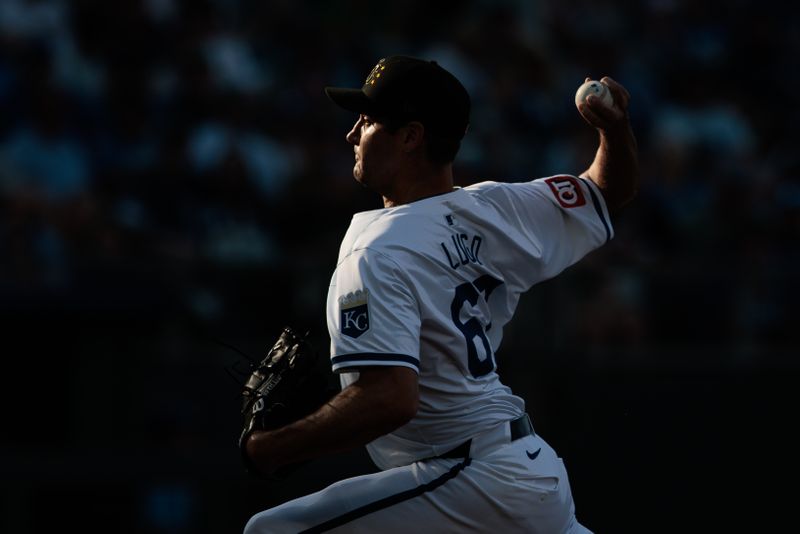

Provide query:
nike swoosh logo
left=526, top=448, right=542, bottom=460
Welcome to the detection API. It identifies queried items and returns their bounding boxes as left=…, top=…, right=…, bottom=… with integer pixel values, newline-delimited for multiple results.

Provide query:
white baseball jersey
left=326, top=175, right=612, bottom=470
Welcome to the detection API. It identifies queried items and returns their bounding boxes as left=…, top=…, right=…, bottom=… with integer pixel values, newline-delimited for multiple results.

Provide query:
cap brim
left=324, top=87, right=373, bottom=114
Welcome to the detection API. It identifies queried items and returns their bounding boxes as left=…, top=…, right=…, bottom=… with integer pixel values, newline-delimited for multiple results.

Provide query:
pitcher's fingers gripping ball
left=575, top=80, right=613, bottom=108
left=576, top=76, right=631, bottom=130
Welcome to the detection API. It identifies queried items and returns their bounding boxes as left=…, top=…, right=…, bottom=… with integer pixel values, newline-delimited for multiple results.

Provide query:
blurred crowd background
left=0, top=0, right=796, bottom=532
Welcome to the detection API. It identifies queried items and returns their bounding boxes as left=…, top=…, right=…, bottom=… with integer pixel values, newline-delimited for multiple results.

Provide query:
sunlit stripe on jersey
left=331, top=353, right=419, bottom=369
left=579, top=177, right=612, bottom=243
left=300, top=458, right=472, bottom=533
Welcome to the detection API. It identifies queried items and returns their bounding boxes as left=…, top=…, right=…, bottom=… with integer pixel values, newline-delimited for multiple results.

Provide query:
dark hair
left=424, top=135, right=461, bottom=166
left=379, top=116, right=462, bottom=166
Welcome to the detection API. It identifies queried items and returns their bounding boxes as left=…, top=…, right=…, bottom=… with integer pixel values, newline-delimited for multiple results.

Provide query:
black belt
left=438, top=413, right=534, bottom=459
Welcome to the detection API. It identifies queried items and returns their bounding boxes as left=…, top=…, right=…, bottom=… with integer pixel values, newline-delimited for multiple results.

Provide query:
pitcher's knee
left=243, top=512, right=264, bottom=534
left=244, top=508, right=306, bottom=534
left=243, top=510, right=280, bottom=534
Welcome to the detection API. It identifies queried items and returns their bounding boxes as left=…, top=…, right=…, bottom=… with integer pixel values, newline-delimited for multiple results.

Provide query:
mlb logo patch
left=339, top=289, right=370, bottom=339
left=545, top=176, right=586, bottom=208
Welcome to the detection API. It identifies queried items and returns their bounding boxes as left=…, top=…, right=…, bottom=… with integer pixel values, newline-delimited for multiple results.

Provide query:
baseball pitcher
left=240, top=55, right=638, bottom=533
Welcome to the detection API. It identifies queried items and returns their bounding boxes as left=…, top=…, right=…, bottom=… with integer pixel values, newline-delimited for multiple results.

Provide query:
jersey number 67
left=451, top=275, right=504, bottom=378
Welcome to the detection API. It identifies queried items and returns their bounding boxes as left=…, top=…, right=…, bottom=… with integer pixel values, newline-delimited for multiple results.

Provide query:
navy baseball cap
left=325, top=56, right=470, bottom=140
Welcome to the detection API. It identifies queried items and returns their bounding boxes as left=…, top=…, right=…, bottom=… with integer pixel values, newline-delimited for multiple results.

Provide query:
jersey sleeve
left=326, top=248, right=421, bottom=374
left=493, top=175, right=613, bottom=286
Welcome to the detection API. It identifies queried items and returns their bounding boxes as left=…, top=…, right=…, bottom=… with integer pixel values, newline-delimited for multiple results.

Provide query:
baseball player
left=242, top=55, right=638, bottom=533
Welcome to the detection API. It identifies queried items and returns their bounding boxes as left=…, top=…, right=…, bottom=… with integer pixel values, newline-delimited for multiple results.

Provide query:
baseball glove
left=238, top=327, right=334, bottom=478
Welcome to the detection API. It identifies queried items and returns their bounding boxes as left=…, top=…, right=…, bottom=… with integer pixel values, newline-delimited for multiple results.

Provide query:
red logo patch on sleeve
left=545, top=176, right=586, bottom=208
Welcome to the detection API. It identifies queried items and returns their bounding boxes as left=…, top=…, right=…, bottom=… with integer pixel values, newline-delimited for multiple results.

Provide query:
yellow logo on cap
left=366, top=60, right=387, bottom=86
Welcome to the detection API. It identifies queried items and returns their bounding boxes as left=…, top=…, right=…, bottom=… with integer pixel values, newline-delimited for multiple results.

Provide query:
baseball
left=575, top=80, right=614, bottom=108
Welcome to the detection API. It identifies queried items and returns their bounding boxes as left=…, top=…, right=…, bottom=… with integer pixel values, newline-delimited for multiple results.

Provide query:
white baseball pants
left=244, top=421, right=592, bottom=533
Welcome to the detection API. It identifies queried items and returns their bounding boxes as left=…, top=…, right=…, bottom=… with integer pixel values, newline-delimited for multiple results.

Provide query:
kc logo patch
left=545, top=176, right=586, bottom=208
left=340, top=289, right=370, bottom=338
